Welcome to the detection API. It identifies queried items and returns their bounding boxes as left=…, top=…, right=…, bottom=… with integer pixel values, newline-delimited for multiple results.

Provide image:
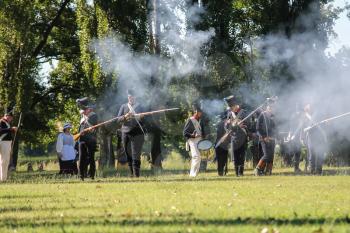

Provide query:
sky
left=326, top=0, right=350, bottom=55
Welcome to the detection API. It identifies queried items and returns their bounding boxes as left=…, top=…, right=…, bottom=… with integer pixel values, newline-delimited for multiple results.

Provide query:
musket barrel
left=74, top=108, right=179, bottom=140
left=134, top=108, right=179, bottom=117
left=304, top=111, right=350, bottom=132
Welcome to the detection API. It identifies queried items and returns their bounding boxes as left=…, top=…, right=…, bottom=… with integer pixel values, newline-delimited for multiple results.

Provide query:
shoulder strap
left=127, top=103, right=136, bottom=114
left=0, top=120, right=10, bottom=141
left=190, top=117, right=202, bottom=135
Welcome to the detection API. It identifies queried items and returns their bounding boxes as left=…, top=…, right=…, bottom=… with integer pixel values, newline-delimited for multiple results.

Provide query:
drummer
left=183, top=102, right=206, bottom=177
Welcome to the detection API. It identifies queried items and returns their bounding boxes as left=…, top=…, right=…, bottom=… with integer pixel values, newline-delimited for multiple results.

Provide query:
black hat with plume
left=224, top=95, right=237, bottom=107
left=191, top=101, right=203, bottom=113
left=76, top=97, right=95, bottom=110
left=127, top=88, right=136, bottom=96
left=4, top=106, right=15, bottom=116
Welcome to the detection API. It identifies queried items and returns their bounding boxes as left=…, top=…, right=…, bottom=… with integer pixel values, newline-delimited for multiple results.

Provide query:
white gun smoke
left=91, top=0, right=350, bottom=164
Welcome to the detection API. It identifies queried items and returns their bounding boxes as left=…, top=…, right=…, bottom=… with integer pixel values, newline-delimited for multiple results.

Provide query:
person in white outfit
left=0, top=107, right=17, bottom=181
left=183, top=103, right=206, bottom=177
left=56, top=123, right=78, bottom=175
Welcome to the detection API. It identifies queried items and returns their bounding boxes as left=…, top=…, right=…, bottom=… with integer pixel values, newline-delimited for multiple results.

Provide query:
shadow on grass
left=1, top=215, right=350, bottom=228
left=0, top=194, right=52, bottom=199
left=0, top=205, right=94, bottom=214
left=5, top=167, right=350, bottom=184
left=273, top=168, right=350, bottom=176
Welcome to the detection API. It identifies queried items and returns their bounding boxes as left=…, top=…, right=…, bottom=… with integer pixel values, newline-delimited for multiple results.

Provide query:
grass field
left=1, top=155, right=350, bottom=233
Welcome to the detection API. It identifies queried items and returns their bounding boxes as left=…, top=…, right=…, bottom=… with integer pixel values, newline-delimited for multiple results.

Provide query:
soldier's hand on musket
left=11, top=127, right=18, bottom=132
left=135, top=113, right=143, bottom=121
left=191, top=132, right=200, bottom=138
left=263, top=137, right=270, bottom=143
left=124, top=112, right=133, bottom=121
left=85, top=128, right=94, bottom=133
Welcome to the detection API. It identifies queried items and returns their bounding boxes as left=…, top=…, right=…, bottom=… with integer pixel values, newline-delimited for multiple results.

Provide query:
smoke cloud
left=91, top=0, right=350, bottom=159
left=92, top=0, right=214, bottom=106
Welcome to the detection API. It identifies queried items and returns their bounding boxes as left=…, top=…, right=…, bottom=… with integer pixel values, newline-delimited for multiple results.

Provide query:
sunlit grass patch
left=1, top=156, right=350, bottom=233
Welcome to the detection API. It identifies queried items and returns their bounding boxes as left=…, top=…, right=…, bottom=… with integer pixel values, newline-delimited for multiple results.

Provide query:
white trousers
left=188, top=137, right=201, bottom=177
left=0, top=141, right=12, bottom=181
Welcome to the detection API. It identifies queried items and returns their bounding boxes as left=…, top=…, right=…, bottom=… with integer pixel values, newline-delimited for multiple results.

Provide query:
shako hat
left=76, top=97, right=95, bottom=110
left=127, top=88, right=136, bottom=97
left=224, top=95, right=237, bottom=107
left=4, top=106, right=15, bottom=116
left=191, top=101, right=203, bottom=113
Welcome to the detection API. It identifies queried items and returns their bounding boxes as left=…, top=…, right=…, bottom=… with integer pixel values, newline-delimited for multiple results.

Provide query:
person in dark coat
left=215, top=96, right=248, bottom=176
left=215, top=112, right=230, bottom=176
left=255, top=101, right=277, bottom=176
left=248, top=111, right=261, bottom=168
left=301, top=103, right=327, bottom=174
left=117, top=89, right=145, bottom=177
left=286, top=106, right=305, bottom=173
left=76, top=97, right=98, bottom=180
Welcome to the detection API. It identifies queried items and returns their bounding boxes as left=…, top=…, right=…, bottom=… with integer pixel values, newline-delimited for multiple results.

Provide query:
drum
left=197, top=139, right=213, bottom=151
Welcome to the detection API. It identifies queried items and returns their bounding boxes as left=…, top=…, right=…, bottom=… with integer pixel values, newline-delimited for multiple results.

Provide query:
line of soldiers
left=212, top=95, right=275, bottom=177
left=280, top=103, right=328, bottom=174
left=183, top=95, right=328, bottom=177
left=73, top=93, right=330, bottom=180
left=0, top=90, right=328, bottom=182
left=75, top=89, right=148, bottom=180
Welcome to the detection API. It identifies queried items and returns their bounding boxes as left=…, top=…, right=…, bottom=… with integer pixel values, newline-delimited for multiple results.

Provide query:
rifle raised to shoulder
left=303, top=111, right=350, bottom=132
left=73, top=107, right=179, bottom=141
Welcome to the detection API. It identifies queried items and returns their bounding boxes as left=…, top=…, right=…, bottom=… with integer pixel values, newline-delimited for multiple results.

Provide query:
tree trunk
left=148, top=0, right=161, bottom=54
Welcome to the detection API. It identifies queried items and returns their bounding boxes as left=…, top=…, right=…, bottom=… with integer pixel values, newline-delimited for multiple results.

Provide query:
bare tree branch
left=32, top=0, right=72, bottom=58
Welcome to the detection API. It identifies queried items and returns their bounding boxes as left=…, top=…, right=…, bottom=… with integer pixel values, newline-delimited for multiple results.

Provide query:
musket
left=9, top=112, right=22, bottom=166
left=133, top=108, right=179, bottom=117
left=215, top=97, right=276, bottom=149
left=73, top=107, right=179, bottom=141
left=303, top=111, right=350, bottom=133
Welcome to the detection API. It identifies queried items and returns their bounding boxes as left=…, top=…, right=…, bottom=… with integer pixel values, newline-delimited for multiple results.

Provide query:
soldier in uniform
left=301, top=103, right=327, bottom=174
left=0, top=107, right=17, bottom=181
left=183, top=102, right=206, bottom=177
left=215, top=111, right=229, bottom=176
left=286, top=105, right=304, bottom=173
left=248, top=110, right=261, bottom=168
left=76, top=97, right=98, bottom=180
left=117, top=89, right=145, bottom=177
left=255, top=100, right=277, bottom=176
left=215, top=96, right=248, bottom=176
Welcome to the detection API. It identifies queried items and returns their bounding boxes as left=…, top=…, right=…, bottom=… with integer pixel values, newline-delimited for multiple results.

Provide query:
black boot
left=294, top=164, right=302, bottom=173
left=254, top=160, right=266, bottom=176
left=265, top=162, right=273, bottom=175
left=235, top=166, right=240, bottom=177
left=239, top=166, right=244, bottom=176
left=129, top=166, right=134, bottom=177
left=133, top=160, right=141, bottom=178
left=133, top=167, right=140, bottom=177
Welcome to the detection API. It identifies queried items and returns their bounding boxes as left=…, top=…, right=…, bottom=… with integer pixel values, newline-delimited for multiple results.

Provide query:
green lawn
left=0, top=158, right=349, bottom=233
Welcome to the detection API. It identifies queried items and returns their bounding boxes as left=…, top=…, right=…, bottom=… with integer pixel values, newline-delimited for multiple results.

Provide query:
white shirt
left=56, top=132, right=76, bottom=161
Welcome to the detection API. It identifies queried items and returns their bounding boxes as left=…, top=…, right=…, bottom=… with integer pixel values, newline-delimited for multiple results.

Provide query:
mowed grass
left=0, top=157, right=350, bottom=233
